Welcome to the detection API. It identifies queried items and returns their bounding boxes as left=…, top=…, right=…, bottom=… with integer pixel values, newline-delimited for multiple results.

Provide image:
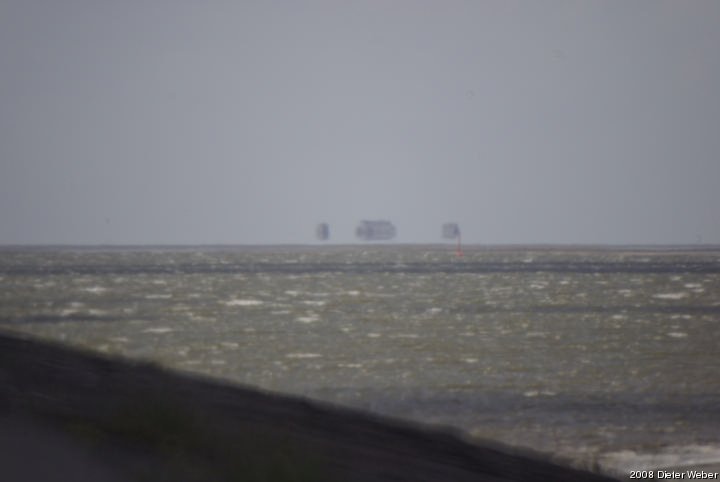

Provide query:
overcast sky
left=1, top=1, right=719, bottom=245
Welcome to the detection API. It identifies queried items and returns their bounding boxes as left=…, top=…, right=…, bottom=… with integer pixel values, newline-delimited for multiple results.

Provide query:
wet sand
left=0, top=331, right=618, bottom=481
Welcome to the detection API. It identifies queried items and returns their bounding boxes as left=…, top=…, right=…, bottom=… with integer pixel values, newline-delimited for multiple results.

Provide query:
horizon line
left=1, top=242, right=719, bottom=251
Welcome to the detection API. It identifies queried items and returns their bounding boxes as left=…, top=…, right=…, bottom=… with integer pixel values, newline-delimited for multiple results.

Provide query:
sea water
left=1, top=245, right=719, bottom=476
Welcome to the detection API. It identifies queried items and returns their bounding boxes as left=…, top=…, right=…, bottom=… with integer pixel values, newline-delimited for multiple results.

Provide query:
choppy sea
left=1, top=244, right=719, bottom=476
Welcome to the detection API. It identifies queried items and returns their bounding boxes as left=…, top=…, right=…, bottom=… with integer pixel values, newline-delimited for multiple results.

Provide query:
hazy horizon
left=2, top=1, right=719, bottom=245
left=2, top=240, right=719, bottom=249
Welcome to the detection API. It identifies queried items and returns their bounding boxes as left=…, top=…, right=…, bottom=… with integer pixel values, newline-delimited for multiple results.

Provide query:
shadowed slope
left=0, top=332, right=618, bottom=481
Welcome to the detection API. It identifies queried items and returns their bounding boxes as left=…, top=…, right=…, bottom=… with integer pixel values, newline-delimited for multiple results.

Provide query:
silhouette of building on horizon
left=356, top=220, right=396, bottom=241
left=316, top=223, right=330, bottom=241
left=442, top=223, right=461, bottom=239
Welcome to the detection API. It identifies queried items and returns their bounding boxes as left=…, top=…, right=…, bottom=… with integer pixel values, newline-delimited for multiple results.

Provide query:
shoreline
left=0, top=331, right=618, bottom=481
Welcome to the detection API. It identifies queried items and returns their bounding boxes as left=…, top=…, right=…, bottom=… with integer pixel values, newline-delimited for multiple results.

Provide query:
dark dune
left=0, top=332, right=618, bottom=481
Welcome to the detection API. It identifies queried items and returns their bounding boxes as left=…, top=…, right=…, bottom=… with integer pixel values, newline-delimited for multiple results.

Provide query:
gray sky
left=2, top=1, right=719, bottom=245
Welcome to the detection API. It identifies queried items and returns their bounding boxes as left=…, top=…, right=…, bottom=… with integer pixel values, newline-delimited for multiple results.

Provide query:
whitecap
left=670, top=314, right=692, bottom=320
left=667, top=332, right=688, bottom=338
left=367, top=333, right=382, bottom=338
left=286, top=353, right=322, bottom=359
left=598, top=444, right=720, bottom=475
left=464, top=358, right=479, bottom=363
left=224, top=299, right=263, bottom=307
left=338, top=363, right=363, bottom=368
left=653, top=292, right=689, bottom=300
left=522, top=389, right=556, bottom=397
left=220, top=342, right=239, bottom=349
left=302, top=300, right=326, bottom=306
left=345, top=290, right=360, bottom=296
left=146, top=294, right=173, bottom=300
left=296, top=314, right=320, bottom=323
left=143, top=327, right=173, bottom=334
left=84, top=286, right=107, bottom=294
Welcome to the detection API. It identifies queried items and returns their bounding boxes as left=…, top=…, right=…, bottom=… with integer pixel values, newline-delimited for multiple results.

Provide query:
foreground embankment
left=0, top=331, right=617, bottom=481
